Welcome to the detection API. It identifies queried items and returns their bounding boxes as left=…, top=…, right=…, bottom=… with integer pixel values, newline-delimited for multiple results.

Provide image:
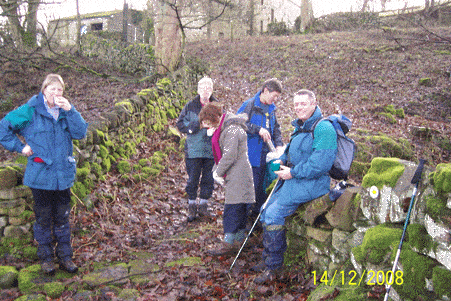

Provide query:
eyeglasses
left=198, top=85, right=213, bottom=91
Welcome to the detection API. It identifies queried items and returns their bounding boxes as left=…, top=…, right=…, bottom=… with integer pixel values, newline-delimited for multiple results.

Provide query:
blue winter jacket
left=176, top=95, right=218, bottom=159
left=0, top=93, right=88, bottom=190
left=237, top=91, right=283, bottom=167
left=274, top=107, right=337, bottom=205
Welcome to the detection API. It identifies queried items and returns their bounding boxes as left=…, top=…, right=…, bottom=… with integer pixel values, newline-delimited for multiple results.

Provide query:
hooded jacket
left=215, top=112, right=255, bottom=205
left=273, top=106, right=337, bottom=205
left=0, top=92, right=88, bottom=190
left=237, top=91, right=283, bottom=167
left=176, top=95, right=218, bottom=159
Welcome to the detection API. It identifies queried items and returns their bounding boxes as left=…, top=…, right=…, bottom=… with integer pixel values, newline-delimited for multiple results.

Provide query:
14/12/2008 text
left=312, top=270, right=404, bottom=286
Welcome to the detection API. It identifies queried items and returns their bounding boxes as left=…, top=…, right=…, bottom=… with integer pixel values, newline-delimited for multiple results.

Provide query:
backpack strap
left=309, top=117, right=328, bottom=139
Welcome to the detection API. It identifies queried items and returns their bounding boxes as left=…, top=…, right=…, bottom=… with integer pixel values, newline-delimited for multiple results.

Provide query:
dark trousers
left=248, top=151, right=269, bottom=219
left=31, top=188, right=73, bottom=262
left=185, top=158, right=215, bottom=200
left=223, top=203, right=247, bottom=234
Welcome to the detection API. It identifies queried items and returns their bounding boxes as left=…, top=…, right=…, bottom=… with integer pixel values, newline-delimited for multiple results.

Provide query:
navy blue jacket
left=237, top=91, right=283, bottom=167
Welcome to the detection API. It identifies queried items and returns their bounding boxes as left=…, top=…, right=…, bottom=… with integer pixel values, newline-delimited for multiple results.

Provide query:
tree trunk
left=123, top=2, right=129, bottom=42
left=25, top=0, right=39, bottom=47
left=3, top=1, right=24, bottom=49
left=300, top=0, right=313, bottom=32
left=153, top=0, right=183, bottom=74
left=248, top=0, right=255, bottom=36
left=76, top=0, right=81, bottom=54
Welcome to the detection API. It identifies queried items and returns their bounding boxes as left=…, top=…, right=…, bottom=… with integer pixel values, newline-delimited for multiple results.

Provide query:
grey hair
left=41, top=74, right=65, bottom=93
left=198, top=76, right=213, bottom=89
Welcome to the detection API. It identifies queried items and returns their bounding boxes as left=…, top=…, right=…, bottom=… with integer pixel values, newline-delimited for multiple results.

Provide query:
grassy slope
left=186, top=27, right=451, bottom=171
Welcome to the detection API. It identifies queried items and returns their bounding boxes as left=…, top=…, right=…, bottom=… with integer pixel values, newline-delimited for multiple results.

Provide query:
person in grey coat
left=199, top=102, right=255, bottom=256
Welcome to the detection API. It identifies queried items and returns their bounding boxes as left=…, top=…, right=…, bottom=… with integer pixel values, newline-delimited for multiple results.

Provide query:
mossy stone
left=76, top=167, right=90, bottom=182
left=406, top=224, right=435, bottom=252
left=165, top=256, right=202, bottom=267
left=98, top=145, right=109, bottom=159
left=43, top=281, right=65, bottom=299
left=18, top=264, right=41, bottom=294
left=432, top=266, right=451, bottom=298
left=14, top=294, right=46, bottom=301
left=431, top=163, right=451, bottom=193
left=0, top=266, right=18, bottom=289
left=361, top=157, right=405, bottom=189
left=394, top=247, right=436, bottom=300
left=352, top=224, right=402, bottom=264
left=117, top=160, right=131, bottom=175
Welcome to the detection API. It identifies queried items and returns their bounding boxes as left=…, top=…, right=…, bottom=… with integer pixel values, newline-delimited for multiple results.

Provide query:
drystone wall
left=287, top=157, right=451, bottom=301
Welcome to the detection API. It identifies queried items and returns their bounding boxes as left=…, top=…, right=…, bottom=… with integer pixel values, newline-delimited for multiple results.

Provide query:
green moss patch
left=425, top=193, right=450, bottom=220
left=406, top=224, right=435, bottom=253
left=165, top=256, right=202, bottom=267
left=361, top=157, right=405, bottom=188
left=394, top=247, right=436, bottom=300
left=117, top=160, right=131, bottom=175
left=43, top=281, right=65, bottom=299
left=433, top=266, right=451, bottom=298
left=0, top=266, right=18, bottom=289
left=367, top=135, right=414, bottom=160
left=352, top=224, right=402, bottom=264
left=430, top=163, right=451, bottom=193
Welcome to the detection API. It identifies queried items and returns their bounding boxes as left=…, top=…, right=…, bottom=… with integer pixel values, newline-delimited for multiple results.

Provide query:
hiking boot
left=254, top=268, right=282, bottom=284
left=187, top=203, right=197, bottom=222
left=207, top=241, right=237, bottom=256
left=41, top=261, right=56, bottom=275
left=198, top=202, right=213, bottom=218
left=59, top=259, right=78, bottom=273
left=250, top=261, right=266, bottom=272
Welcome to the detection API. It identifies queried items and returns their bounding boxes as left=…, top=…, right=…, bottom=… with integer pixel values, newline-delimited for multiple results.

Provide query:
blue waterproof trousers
left=32, top=188, right=73, bottom=262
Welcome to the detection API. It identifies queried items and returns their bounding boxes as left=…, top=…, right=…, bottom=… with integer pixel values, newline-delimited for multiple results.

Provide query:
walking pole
left=229, top=178, right=279, bottom=273
left=384, top=159, right=426, bottom=301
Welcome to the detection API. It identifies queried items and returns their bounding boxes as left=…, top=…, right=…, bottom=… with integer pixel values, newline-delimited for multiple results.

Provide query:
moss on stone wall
left=352, top=224, right=402, bottom=264
left=433, top=266, right=451, bottom=298
left=430, top=163, right=451, bottom=193
left=406, top=224, right=436, bottom=253
left=361, top=157, right=405, bottom=188
left=394, top=247, right=436, bottom=300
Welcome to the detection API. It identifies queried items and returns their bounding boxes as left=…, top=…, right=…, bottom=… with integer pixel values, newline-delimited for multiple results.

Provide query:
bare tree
left=148, top=0, right=233, bottom=74
left=0, top=0, right=42, bottom=49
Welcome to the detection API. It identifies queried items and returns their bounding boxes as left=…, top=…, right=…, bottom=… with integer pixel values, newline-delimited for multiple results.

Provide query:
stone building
left=48, top=9, right=145, bottom=46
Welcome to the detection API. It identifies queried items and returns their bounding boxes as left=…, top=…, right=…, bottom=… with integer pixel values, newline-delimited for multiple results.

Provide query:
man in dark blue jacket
left=253, top=89, right=337, bottom=284
left=237, top=79, right=284, bottom=226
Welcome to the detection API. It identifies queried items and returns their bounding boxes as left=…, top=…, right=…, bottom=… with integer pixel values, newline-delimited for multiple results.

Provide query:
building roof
left=49, top=10, right=124, bottom=23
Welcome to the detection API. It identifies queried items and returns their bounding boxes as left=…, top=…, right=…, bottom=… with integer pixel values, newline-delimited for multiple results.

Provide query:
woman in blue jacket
left=253, top=89, right=337, bottom=284
left=0, top=74, right=88, bottom=275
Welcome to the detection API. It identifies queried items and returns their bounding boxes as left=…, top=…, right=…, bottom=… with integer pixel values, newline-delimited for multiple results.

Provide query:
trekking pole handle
left=411, top=159, right=426, bottom=185
left=267, top=140, right=276, bottom=153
